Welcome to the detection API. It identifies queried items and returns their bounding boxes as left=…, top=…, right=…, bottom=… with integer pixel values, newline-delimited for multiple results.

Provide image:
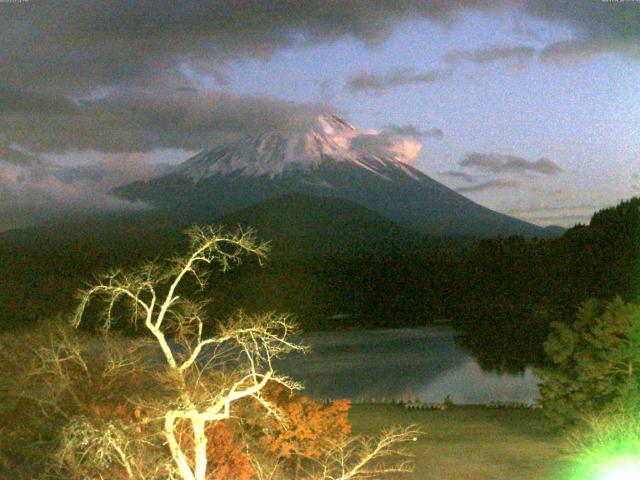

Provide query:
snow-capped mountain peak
left=115, top=113, right=550, bottom=238
left=177, top=114, right=422, bottom=181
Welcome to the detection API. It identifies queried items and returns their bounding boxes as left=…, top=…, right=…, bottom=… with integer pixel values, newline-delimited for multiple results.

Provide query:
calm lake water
left=275, top=326, right=540, bottom=405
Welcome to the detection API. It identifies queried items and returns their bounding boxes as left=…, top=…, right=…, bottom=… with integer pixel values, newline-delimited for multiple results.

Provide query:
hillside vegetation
left=0, top=196, right=638, bottom=371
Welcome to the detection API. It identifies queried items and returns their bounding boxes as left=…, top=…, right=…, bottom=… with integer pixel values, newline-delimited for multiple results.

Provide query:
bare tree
left=65, top=225, right=420, bottom=480
left=72, top=225, right=305, bottom=480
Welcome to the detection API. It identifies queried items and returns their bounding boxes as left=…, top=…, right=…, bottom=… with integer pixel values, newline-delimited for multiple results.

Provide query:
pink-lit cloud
left=349, top=131, right=423, bottom=167
left=0, top=152, right=171, bottom=230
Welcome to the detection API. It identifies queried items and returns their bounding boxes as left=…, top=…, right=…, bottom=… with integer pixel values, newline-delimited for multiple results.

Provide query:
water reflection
left=275, top=327, right=540, bottom=404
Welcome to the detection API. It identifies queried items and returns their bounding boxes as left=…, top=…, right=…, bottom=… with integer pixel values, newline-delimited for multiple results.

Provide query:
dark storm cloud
left=0, top=0, right=509, bottom=93
left=440, top=170, right=478, bottom=183
left=525, top=0, right=640, bottom=62
left=383, top=124, right=444, bottom=139
left=456, top=178, right=519, bottom=193
left=347, top=68, right=451, bottom=93
left=0, top=1, right=635, bottom=151
left=0, top=87, right=328, bottom=155
left=0, top=0, right=636, bottom=159
left=539, top=38, right=622, bottom=63
left=0, top=1, right=637, bottom=96
left=359, top=45, right=537, bottom=97
left=460, top=152, right=563, bottom=175
left=452, top=151, right=563, bottom=195
left=443, top=45, right=536, bottom=65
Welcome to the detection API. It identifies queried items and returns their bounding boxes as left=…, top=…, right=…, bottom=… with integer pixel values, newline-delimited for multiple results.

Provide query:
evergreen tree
left=537, top=297, right=640, bottom=427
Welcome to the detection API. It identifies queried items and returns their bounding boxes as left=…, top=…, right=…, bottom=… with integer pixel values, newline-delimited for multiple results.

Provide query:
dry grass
left=349, top=404, right=573, bottom=480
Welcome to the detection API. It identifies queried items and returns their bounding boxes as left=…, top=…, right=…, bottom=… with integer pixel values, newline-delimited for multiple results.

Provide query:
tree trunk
left=193, top=418, right=209, bottom=480
left=165, top=414, right=197, bottom=480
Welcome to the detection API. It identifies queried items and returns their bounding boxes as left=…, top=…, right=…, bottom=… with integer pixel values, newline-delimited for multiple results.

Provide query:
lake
left=276, top=326, right=541, bottom=404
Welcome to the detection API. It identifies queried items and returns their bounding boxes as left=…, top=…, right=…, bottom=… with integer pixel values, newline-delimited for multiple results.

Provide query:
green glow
left=562, top=412, right=640, bottom=480
left=568, top=455, right=640, bottom=480
left=600, top=459, right=640, bottom=480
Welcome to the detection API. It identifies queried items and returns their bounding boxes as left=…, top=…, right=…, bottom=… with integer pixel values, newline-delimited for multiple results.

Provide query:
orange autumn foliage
left=206, top=422, right=255, bottom=480
left=257, top=383, right=352, bottom=461
left=173, top=384, right=352, bottom=479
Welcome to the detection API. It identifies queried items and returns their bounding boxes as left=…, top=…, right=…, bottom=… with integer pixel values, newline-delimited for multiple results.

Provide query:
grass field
left=349, top=404, right=573, bottom=480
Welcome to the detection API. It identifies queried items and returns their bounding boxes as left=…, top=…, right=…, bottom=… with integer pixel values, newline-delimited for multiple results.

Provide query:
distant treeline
left=450, top=198, right=640, bottom=371
left=1, top=198, right=638, bottom=371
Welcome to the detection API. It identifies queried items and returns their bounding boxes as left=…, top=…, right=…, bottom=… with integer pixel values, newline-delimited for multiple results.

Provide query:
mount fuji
left=115, top=114, right=549, bottom=238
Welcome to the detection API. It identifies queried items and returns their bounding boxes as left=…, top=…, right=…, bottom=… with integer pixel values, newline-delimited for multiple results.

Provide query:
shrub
left=1, top=226, right=420, bottom=480
left=250, top=383, right=352, bottom=474
left=537, top=297, right=640, bottom=428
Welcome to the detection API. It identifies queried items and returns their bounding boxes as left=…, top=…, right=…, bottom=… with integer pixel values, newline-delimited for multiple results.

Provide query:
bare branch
left=311, top=424, right=422, bottom=480
left=56, top=225, right=415, bottom=480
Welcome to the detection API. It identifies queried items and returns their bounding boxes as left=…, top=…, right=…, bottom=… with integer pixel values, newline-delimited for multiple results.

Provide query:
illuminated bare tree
left=67, top=225, right=419, bottom=480
left=73, top=225, right=306, bottom=480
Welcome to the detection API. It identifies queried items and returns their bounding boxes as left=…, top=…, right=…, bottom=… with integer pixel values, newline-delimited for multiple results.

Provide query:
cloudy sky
left=1, top=0, right=639, bottom=230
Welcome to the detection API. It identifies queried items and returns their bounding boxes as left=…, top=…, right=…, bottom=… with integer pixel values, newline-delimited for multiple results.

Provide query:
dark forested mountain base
left=1, top=196, right=638, bottom=372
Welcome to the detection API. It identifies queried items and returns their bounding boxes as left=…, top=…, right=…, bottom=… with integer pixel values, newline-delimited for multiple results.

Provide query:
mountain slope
left=115, top=114, right=550, bottom=238
left=215, top=192, right=428, bottom=258
left=0, top=192, right=435, bottom=329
